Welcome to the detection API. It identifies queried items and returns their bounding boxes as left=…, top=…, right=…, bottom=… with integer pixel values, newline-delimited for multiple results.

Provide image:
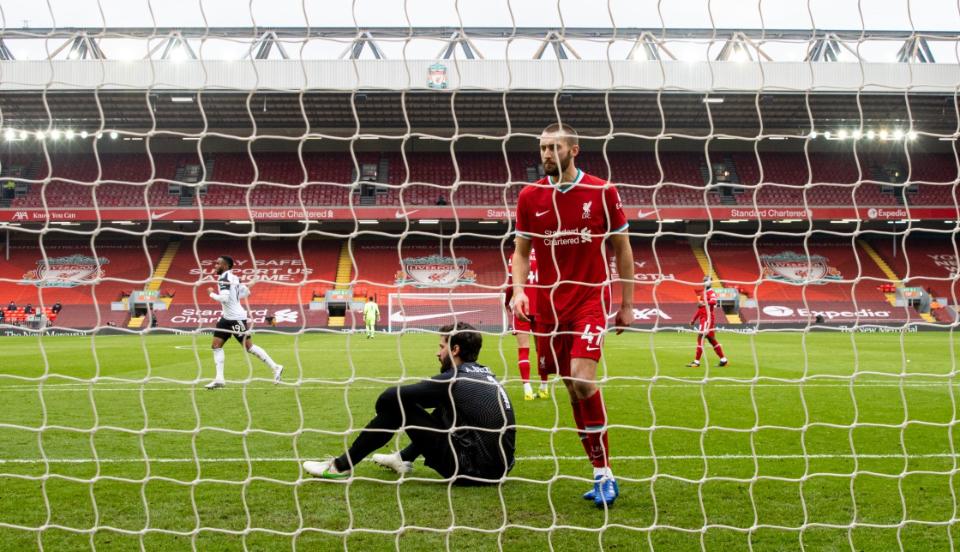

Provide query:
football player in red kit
left=504, top=246, right=550, bottom=401
left=512, top=123, right=635, bottom=508
left=686, top=275, right=729, bottom=367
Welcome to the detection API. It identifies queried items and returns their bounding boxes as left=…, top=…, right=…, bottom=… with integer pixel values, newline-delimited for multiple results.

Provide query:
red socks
left=518, top=347, right=531, bottom=382
left=578, top=390, right=610, bottom=468
left=707, top=337, right=725, bottom=359
left=570, top=400, right=592, bottom=459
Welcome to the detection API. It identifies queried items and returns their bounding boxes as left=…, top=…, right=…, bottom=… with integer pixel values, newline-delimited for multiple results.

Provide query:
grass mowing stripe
left=1, top=453, right=958, bottom=464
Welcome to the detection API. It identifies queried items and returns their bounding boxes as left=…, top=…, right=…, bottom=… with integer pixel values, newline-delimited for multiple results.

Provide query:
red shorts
left=512, top=313, right=536, bottom=334
left=536, top=308, right=607, bottom=377
left=696, top=320, right=716, bottom=340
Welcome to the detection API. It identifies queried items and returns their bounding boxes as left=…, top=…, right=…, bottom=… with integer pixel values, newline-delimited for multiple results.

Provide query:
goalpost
left=387, top=292, right=507, bottom=334
left=1, top=2, right=959, bottom=550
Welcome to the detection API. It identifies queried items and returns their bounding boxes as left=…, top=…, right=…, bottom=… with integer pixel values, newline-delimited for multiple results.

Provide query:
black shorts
left=214, top=318, right=249, bottom=343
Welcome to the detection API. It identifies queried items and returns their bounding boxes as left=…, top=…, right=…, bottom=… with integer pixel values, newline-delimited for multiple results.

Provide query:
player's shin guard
left=212, top=348, right=225, bottom=381
left=248, top=345, right=276, bottom=368
left=518, top=347, right=531, bottom=382
left=570, top=400, right=593, bottom=460
left=580, top=390, right=611, bottom=469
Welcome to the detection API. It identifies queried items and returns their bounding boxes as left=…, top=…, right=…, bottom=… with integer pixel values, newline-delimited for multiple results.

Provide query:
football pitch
left=1, top=329, right=959, bottom=551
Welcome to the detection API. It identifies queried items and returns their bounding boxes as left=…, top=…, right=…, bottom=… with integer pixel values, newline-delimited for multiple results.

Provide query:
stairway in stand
left=858, top=239, right=935, bottom=322
left=691, top=243, right=742, bottom=324
left=128, top=238, right=180, bottom=328
left=328, top=240, right=354, bottom=327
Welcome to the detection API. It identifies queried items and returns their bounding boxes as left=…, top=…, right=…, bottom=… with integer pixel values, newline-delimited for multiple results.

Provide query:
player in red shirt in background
left=504, top=246, right=550, bottom=401
left=512, top=123, right=635, bottom=508
left=686, top=275, right=729, bottom=367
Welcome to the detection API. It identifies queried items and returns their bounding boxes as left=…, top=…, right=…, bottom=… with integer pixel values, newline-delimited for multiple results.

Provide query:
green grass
left=0, top=329, right=959, bottom=550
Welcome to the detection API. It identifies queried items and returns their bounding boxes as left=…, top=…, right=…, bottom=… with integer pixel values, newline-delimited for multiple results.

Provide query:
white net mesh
left=0, top=0, right=959, bottom=549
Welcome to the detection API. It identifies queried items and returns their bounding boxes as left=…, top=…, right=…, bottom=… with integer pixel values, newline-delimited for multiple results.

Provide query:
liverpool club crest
left=760, top=251, right=841, bottom=284
left=22, top=254, right=109, bottom=288
left=427, top=62, right=448, bottom=89
left=396, top=254, right=475, bottom=287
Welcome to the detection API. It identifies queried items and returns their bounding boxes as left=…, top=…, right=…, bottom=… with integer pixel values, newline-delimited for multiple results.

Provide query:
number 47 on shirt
left=581, top=324, right=604, bottom=351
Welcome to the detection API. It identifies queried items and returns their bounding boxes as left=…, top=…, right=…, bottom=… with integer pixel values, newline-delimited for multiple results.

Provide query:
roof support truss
left=146, top=31, right=198, bottom=60
left=436, top=30, right=483, bottom=60
left=897, top=36, right=936, bottom=63
left=47, top=32, right=106, bottom=60
left=338, top=31, right=387, bottom=60
left=242, top=31, right=290, bottom=60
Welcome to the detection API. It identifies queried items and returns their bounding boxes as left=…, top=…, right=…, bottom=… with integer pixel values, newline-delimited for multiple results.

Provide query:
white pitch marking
left=0, top=453, right=956, bottom=465
left=2, top=380, right=959, bottom=392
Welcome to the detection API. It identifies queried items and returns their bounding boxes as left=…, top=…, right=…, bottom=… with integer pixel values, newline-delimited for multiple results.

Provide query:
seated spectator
left=7, top=301, right=15, bottom=311
left=52, top=301, right=62, bottom=314
left=0, top=308, right=5, bottom=322
left=436, top=195, right=447, bottom=206
left=23, top=304, right=34, bottom=315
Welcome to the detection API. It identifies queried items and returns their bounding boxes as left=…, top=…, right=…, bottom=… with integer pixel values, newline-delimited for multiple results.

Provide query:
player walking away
left=204, top=255, right=283, bottom=389
left=363, top=296, right=380, bottom=339
left=512, top=123, right=635, bottom=508
left=303, top=322, right=516, bottom=484
left=504, top=246, right=549, bottom=401
left=686, top=275, right=729, bottom=368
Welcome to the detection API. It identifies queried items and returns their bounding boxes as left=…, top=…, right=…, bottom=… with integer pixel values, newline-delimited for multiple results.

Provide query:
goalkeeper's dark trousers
left=334, top=384, right=459, bottom=478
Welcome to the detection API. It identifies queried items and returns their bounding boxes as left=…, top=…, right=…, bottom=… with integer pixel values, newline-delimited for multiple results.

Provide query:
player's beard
left=542, top=150, right=571, bottom=177
left=439, top=351, right=455, bottom=373
left=216, top=266, right=224, bottom=275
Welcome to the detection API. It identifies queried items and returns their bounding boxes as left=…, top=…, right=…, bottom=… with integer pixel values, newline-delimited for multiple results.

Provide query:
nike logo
left=395, top=209, right=419, bottom=218
left=151, top=210, right=174, bottom=220
left=536, top=210, right=551, bottom=217
left=389, top=309, right=481, bottom=323
left=586, top=346, right=600, bottom=351
left=636, top=209, right=659, bottom=219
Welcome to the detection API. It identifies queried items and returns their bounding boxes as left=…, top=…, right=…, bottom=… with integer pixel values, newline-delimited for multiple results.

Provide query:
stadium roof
left=0, top=86, right=955, bottom=137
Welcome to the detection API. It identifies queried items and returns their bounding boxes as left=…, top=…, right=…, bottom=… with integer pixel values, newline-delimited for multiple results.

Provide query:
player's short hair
left=219, top=255, right=234, bottom=269
left=541, top=123, right=579, bottom=147
left=368, top=296, right=374, bottom=301
left=439, top=321, right=482, bottom=363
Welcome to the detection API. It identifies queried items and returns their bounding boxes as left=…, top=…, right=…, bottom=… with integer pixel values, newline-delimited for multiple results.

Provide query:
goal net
left=0, top=0, right=958, bottom=549
left=387, top=293, right=507, bottom=334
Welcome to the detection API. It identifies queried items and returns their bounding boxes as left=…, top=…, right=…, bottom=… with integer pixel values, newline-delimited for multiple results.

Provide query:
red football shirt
left=692, top=288, right=718, bottom=326
left=506, top=250, right=539, bottom=316
left=515, top=169, right=629, bottom=324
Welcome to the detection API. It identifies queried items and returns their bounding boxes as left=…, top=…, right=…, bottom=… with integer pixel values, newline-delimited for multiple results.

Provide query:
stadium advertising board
left=1, top=206, right=955, bottom=222
left=155, top=304, right=327, bottom=327
left=740, top=300, right=923, bottom=323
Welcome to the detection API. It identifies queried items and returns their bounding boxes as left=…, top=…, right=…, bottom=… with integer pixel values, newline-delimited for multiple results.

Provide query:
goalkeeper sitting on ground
left=303, top=322, right=516, bottom=485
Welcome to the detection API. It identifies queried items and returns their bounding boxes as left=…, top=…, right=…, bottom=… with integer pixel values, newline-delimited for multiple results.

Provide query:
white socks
left=523, top=382, right=533, bottom=394
left=248, top=344, right=276, bottom=369
left=593, top=466, right=614, bottom=478
left=213, top=348, right=225, bottom=381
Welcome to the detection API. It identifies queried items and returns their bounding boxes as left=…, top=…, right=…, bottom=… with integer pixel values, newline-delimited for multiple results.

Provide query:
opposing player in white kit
left=204, top=255, right=284, bottom=389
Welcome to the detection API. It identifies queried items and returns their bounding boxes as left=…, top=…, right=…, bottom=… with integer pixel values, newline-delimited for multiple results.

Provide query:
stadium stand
left=0, top=236, right=166, bottom=327
left=9, top=153, right=182, bottom=208
left=157, top=237, right=341, bottom=306
left=5, top=151, right=959, bottom=209
left=705, top=236, right=894, bottom=302
left=350, top=238, right=510, bottom=300
left=869, top=235, right=960, bottom=301
left=732, top=152, right=899, bottom=207
left=626, top=239, right=711, bottom=303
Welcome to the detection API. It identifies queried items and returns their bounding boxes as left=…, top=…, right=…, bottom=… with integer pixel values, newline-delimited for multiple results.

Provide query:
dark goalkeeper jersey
left=408, top=362, right=517, bottom=479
